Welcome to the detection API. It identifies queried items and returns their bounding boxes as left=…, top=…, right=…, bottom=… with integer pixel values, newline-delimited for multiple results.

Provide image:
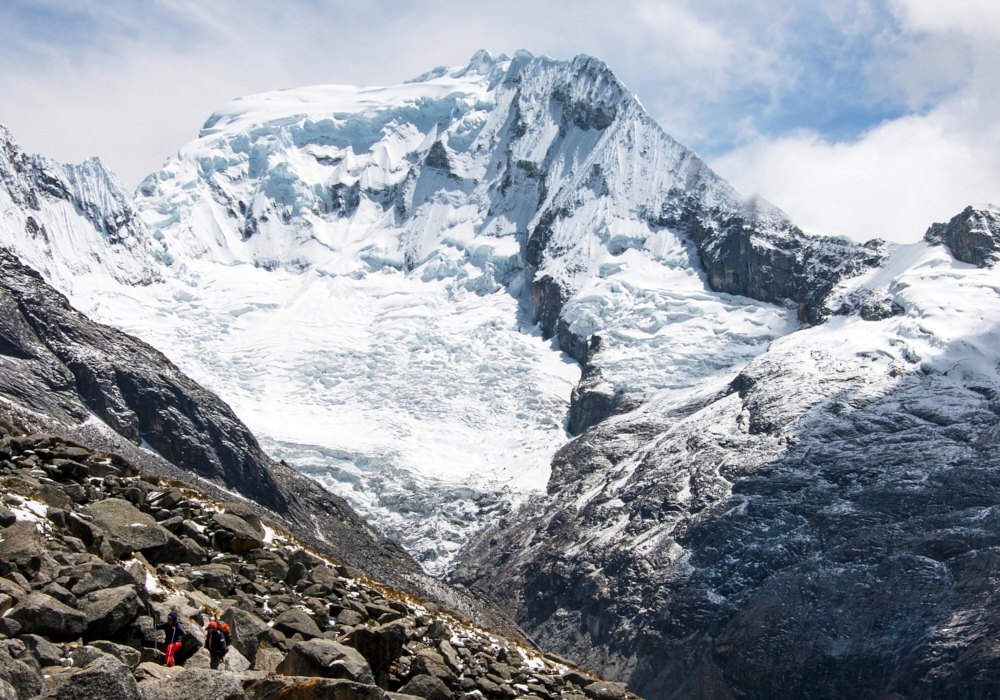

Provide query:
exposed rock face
left=924, top=204, right=1000, bottom=267
left=0, top=247, right=283, bottom=509
left=453, top=255, right=1000, bottom=700
left=670, top=205, right=886, bottom=324
left=567, top=336, right=642, bottom=436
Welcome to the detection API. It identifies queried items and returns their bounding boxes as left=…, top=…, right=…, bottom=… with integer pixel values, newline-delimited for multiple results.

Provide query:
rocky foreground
left=0, top=419, right=637, bottom=700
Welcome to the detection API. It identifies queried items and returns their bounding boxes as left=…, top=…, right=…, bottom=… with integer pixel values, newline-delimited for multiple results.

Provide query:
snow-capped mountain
left=455, top=205, right=1000, bottom=699
left=81, top=50, right=866, bottom=573
left=0, top=125, right=161, bottom=294
left=3, top=47, right=1000, bottom=700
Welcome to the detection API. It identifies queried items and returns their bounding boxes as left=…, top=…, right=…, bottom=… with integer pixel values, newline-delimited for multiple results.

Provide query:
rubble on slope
left=0, top=420, right=638, bottom=700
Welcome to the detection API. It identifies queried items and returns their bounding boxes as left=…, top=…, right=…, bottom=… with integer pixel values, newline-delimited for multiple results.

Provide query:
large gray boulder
left=211, top=513, right=263, bottom=553
left=342, top=621, right=407, bottom=673
left=111, top=614, right=158, bottom=650
left=276, top=639, right=374, bottom=684
left=0, top=522, right=43, bottom=580
left=147, top=537, right=207, bottom=566
left=253, top=643, right=284, bottom=675
left=398, top=675, right=453, bottom=700
left=271, top=608, right=321, bottom=640
left=90, top=641, right=141, bottom=669
left=188, top=564, right=234, bottom=596
left=408, top=650, right=454, bottom=683
left=583, top=682, right=627, bottom=700
left=137, top=668, right=244, bottom=700
left=220, top=503, right=265, bottom=536
left=81, top=587, right=141, bottom=639
left=70, top=564, right=134, bottom=597
left=220, top=607, right=267, bottom=661
left=132, top=663, right=183, bottom=683
left=38, top=583, right=78, bottom=609
left=36, top=654, right=140, bottom=700
left=81, top=499, right=168, bottom=556
left=0, top=642, right=42, bottom=700
left=244, top=677, right=386, bottom=700
left=21, top=634, right=62, bottom=667
left=6, top=592, right=87, bottom=640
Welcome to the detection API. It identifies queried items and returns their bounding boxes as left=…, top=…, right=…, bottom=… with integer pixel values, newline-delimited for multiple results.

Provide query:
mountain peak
left=925, top=202, right=1000, bottom=267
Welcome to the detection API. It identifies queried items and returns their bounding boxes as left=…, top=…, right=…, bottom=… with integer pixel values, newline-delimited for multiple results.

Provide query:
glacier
left=0, top=50, right=819, bottom=574
left=0, top=50, right=877, bottom=575
left=4, top=47, right=1000, bottom=698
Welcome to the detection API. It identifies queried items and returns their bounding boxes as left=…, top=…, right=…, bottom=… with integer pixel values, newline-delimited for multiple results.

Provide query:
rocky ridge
left=452, top=220, right=1000, bottom=700
left=0, top=125, right=161, bottom=294
left=0, top=417, right=636, bottom=700
left=924, top=204, right=1000, bottom=268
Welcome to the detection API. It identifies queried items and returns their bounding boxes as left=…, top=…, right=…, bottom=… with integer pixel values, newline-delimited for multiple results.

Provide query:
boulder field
left=0, top=425, right=637, bottom=700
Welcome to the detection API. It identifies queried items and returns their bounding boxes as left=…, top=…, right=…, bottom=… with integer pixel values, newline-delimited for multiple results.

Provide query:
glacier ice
left=0, top=51, right=855, bottom=573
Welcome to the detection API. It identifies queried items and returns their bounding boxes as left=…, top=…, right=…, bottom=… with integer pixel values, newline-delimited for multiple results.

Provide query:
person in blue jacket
left=155, top=610, right=185, bottom=667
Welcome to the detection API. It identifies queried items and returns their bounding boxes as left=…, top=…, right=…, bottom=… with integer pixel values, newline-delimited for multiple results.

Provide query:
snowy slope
left=109, top=51, right=817, bottom=572
left=0, top=52, right=854, bottom=573
left=0, top=125, right=161, bottom=295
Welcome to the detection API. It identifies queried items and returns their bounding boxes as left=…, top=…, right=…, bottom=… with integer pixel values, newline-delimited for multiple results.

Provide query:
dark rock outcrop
left=924, top=204, right=1000, bottom=267
left=37, top=654, right=141, bottom=700
left=567, top=336, right=643, bottom=436
left=276, top=640, right=374, bottom=684
left=454, top=332, right=1000, bottom=700
left=0, top=247, right=284, bottom=509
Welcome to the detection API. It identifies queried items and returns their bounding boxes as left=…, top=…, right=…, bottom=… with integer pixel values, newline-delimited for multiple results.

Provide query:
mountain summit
left=3, top=49, right=1000, bottom=700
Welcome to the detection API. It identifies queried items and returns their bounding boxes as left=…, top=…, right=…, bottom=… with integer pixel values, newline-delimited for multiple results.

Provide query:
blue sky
left=2, top=0, right=998, bottom=242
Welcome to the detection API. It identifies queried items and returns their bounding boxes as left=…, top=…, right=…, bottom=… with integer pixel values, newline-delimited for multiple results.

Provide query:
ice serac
left=452, top=210, right=1000, bottom=700
left=0, top=125, right=161, bottom=295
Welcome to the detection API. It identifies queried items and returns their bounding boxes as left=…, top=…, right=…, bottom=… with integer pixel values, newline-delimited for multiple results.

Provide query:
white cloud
left=0, top=0, right=793, bottom=187
left=711, top=0, right=1000, bottom=243
left=711, top=105, right=1000, bottom=243
left=891, top=0, right=1000, bottom=38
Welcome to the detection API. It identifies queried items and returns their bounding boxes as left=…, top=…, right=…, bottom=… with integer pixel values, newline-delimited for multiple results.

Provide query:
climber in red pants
left=155, top=610, right=185, bottom=667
